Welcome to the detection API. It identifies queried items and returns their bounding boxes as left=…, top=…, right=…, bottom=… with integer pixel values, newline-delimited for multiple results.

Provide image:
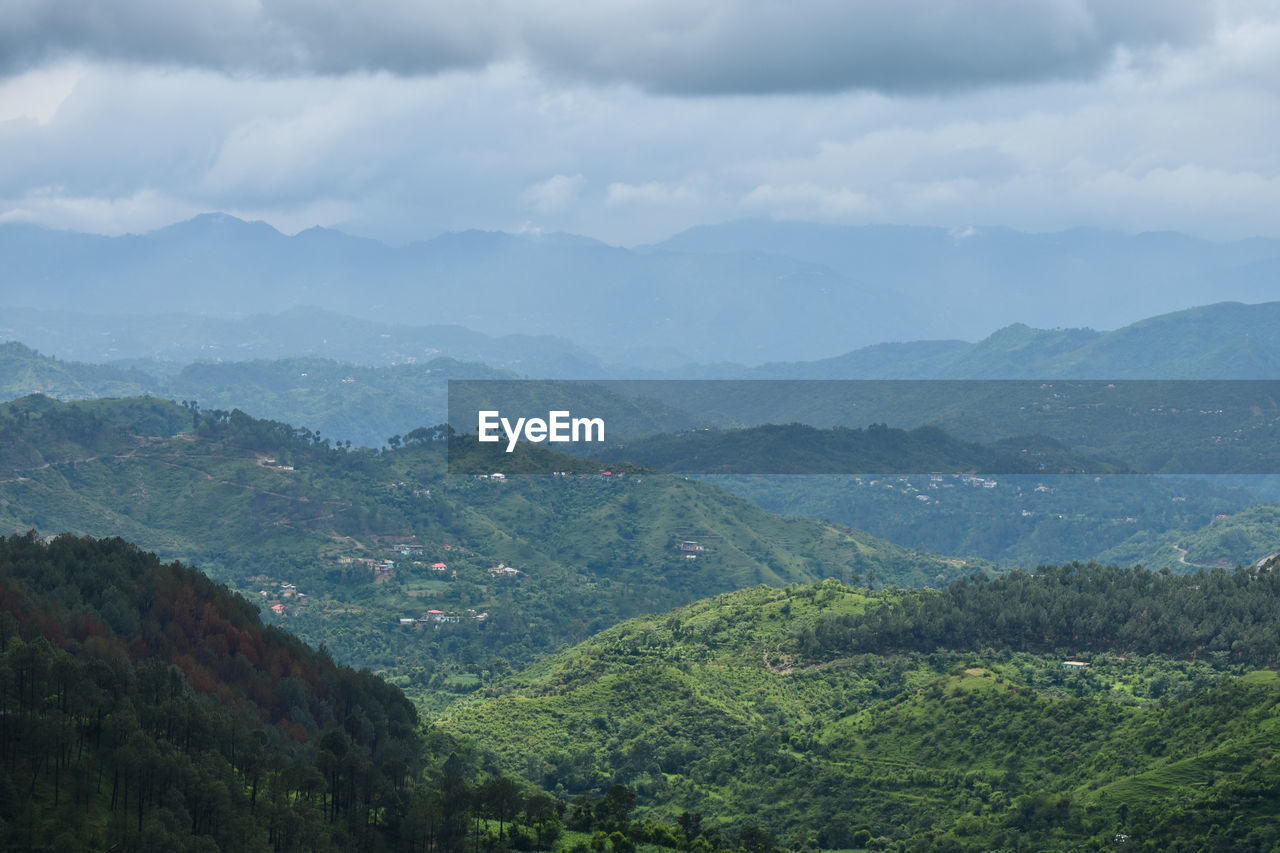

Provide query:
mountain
left=0, top=341, right=515, bottom=448
left=0, top=531, right=425, bottom=852
left=441, top=566, right=1280, bottom=849
left=712, top=473, right=1260, bottom=568
left=754, top=301, right=1280, bottom=379
left=0, top=217, right=897, bottom=364
left=587, top=377, right=1280, bottom=476
left=0, top=305, right=609, bottom=376
left=593, top=422, right=1127, bottom=475
left=1096, top=502, right=1280, bottom=570
left=7, top=215, right=1280, bottom=365
left=650, top=219, right=1280, bottom=344
left=0, top=341, right=154, bottom=399
left=0, top=395, right=976, bottom=707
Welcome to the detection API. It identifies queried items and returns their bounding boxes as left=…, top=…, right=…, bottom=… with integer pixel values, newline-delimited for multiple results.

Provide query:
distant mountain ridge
left=6, top=299, right=1280, bottom=449
left=5, top=214, right=1280, bottom=365
left=753, top=301, right=1280, bottom=379
left=7, top=299, right=1280, bottom=383
left=0, top=305, right=606, bottom=375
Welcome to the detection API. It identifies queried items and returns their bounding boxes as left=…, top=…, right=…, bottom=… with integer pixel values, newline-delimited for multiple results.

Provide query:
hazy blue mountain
left=651, top=219, right=1280, bottom=339
left=8, top=214, right=1280, bottom=365
left=751, top=339, right=974, bottom=378
left=751, top=301, right=1280, bottom=379
left=0, top=305, right=608, bottom=376
left=0, top=215, right=896, bottom=363
left=7, top=300, right=1280, bottom=448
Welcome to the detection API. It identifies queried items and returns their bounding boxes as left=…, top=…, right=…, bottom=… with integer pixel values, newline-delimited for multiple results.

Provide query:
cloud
left=0, top=186, right=195, bottom=234
left=0, top=0, right=1215, bottom=96
left=605, top=179, right=701, bottom=206
left=522, top=173, right=586, bottom=212
left=1, top=4, right=1279, bottom=246
left=741, top=182, right=877, bottom=218
left=0, top=62, right=84, bottom=124
left=522, top=0, right=1213, bottom=95
left=0, top=0, right=504, bottom=77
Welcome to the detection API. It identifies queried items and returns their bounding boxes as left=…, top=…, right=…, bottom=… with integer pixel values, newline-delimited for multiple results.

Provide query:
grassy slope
left=439, top=579, right=1280, bottom=849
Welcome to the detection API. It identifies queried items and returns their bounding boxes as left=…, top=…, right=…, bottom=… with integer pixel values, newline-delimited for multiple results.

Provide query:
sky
left=0, top=0, right=1277, bottom=246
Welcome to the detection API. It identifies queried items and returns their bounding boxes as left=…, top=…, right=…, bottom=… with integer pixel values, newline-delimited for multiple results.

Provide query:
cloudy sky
left=0, top=0, right=1277, bottom=245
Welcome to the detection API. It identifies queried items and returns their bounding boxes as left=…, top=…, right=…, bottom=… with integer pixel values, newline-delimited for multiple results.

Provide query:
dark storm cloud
left=520, top=0, right=1215, bottom=94
left=0, top=0, right=503, bottom=76
left=0, top=0, right=1213, bottom=94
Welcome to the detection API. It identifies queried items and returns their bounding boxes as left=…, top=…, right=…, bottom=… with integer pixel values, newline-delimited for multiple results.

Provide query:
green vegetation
left=594, top=423, right=1125, bottom=475
left=6, top=382, right=1280, bottom=850
left=713, top=472, right=1270, bottom=569
left=441, top=565, right=1280, bottom=850
left=0, top=395, right=970, bottom=709
left=616, top=379, right=1280, bottom=475
left=0, top=342, right=153, bottom=400
left=0, top=532, right=423, bottom=851
left=0, top=341, right=514, bottom=449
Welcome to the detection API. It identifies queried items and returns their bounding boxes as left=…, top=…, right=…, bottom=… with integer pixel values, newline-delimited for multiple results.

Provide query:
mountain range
left=5, top=215, right=1280, bottom=850
left=4, top=215, right=1280, bottom=365
left=0, top=394, right=972, bottom=709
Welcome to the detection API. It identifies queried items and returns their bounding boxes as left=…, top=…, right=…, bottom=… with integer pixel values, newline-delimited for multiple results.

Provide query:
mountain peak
left=152, top=212, right=283, bottom=240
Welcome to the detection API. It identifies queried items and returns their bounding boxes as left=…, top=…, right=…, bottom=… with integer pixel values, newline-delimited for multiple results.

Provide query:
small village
left=252, top=577, right=308, bottom=617
left=306, top=534, right=528, bottom=628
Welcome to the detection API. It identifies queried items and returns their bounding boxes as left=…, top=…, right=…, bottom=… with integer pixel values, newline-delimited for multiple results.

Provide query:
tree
left=480, top=775, right=523, bottom=841
left=594, top=785, right=635, bottom=831
left=523, top=792, right=562, bottom=851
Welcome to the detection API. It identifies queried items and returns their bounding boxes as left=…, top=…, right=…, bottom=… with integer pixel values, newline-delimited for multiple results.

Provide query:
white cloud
left=2, top=3, right=1280, bottom=245
left=522, top=173, right=585, bottom=212
left=605, top=179, right=702, bottom=206
left=0, top=61, right=84, bottom=124
left=740, top=183, right=877, bottom=218
left=0, top=187, right=195, bottom=234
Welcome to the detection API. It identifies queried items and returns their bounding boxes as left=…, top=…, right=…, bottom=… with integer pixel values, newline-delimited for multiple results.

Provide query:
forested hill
left=442, top=564, right=1280, bottom=850
left=0, top=532, right=423, bottom=851
left=0, top=394, right=970, bottom=707
left=0, top=532, right=794, bottom=853
left=0, top=340, right=512, bottom=450
left=593, top=422, right=1124, bottom=475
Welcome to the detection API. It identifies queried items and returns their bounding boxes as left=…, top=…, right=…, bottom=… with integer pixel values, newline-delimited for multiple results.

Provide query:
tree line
left=799, top=561, right=1280, bottom=666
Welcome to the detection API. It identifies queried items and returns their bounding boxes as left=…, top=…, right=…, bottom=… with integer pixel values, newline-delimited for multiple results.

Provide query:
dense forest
left=0, top=532, right=431, bottom=850
left=0, top=532, right=832, bottom=853
left=803, top=561, right=1280, bottom=664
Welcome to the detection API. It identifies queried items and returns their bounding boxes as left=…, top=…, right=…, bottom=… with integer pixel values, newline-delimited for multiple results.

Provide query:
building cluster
left=398, top=608, right=488, bottom=626
left=259, top=579, right=306, bottom=616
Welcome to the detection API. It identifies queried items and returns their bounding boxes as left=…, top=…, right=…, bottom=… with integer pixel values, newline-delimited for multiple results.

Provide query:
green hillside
left=0, top=531, right=816, bottom=853
left=0, top=341, right=518, bottom=449
left=712, top=473, right=1263, bottom=568
left=1097, top=501, right=1280, bottom=569
left=0, top=395, right=971, bottom=708
left=0, top=532, right=425, bottom=852
left=440, top=564, right=1280, bottom=849
left=593, top=423, right=1125, bottom=475
left=0, top=342, right=152, bottom=400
